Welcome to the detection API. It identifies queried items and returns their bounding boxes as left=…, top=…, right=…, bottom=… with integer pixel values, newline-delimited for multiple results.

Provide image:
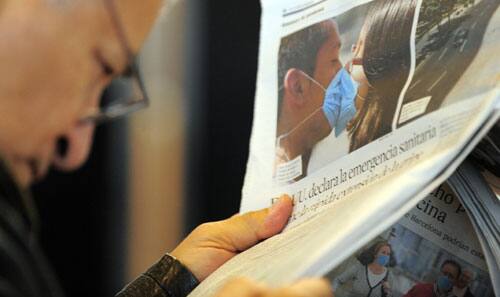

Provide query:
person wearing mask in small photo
left=403, top=259, right=461, bottom=297
left=333, top=241, right=394, bottom=297
left=346, top=0, right=417, bottom=152
left=453, top=269, right=476, bottom=297
left=275, top=19, right=358, bottom=180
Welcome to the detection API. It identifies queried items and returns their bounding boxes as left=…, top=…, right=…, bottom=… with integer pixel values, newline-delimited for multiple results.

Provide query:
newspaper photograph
left=397, top=0, right=500, bottom=125
left=327, top=184, right=495, bottom=297
left=274, top=0, right=417, bottom=183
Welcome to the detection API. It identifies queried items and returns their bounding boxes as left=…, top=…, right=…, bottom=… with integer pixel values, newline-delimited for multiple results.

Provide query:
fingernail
left=266, top=195, right=291, bottom=224
left=270, top=195, right=288, bottom=211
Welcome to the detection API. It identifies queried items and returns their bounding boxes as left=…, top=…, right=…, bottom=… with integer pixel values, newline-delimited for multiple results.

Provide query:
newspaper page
left=448, top=159, right=500, bottom=294
left=190, top=180, right=497, bottom=296
left=242, top=0, right=500, bottom=227
left=470, top=120, right=500, bottom=199
left=190, top=0, right=500, bottom=295
left=482, top=169, right=500, bottom=199
left=327, top=184, right=495, bottom=297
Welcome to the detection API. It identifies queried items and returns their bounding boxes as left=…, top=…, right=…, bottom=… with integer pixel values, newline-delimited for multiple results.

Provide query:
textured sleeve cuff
left=116, top=254, right=199, bottom=297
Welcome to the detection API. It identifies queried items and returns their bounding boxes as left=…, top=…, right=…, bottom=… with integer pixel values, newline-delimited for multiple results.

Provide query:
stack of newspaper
left=190, top=0, right=500, bottom=296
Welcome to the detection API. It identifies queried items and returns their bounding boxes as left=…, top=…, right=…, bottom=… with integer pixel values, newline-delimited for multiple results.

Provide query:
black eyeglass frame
left=79, top=0, right=150, bottom=125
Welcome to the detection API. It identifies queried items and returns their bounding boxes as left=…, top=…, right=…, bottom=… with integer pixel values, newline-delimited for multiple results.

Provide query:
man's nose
left=52, top=122, right=96, bottom=171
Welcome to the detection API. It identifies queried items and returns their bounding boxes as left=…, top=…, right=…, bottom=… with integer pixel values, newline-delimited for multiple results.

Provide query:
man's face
left=0, top=0, right=162, bottom=187
left=441, top=263, right=460, bottom=283
left=456, top=270, right=473, bottom=289
left=306, top=20, right=343, bottom=114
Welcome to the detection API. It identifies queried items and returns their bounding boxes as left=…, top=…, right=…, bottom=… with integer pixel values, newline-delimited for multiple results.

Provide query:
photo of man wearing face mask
left=453, top=269, right=476, bottom=297
left=403, top=260, right=461, bottom=297
left=275, top=19, right=358, bottom=182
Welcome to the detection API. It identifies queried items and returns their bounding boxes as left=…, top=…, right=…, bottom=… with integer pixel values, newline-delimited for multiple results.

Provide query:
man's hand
left=171, top=195, right=293, bottom=281
left=215, top=278, right=333, bottom=297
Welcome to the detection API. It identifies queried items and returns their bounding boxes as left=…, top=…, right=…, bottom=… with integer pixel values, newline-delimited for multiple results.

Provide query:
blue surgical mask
left=376, top=254, right=390, bottom=267
left=276, top=69, right=358, bottom=151
left=437, top=275, right=453, bottom=291
left=305, top=68, right=359, bottom=136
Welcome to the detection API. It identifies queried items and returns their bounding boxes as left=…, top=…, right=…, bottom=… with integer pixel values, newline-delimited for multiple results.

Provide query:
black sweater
left=0, top=161, right=198, bottom=297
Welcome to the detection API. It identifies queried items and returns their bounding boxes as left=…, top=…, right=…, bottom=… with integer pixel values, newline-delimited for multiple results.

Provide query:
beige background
left=127, top=1, right=187, bottom=280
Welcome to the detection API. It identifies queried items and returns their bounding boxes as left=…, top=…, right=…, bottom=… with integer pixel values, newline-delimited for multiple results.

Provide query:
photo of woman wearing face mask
left=347, top=0, right=418, bottom=152
left=332, top=241, right=394, bottom=297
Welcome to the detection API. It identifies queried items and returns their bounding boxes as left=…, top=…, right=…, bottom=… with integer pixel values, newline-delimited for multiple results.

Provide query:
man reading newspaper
left=190, top=0, right=499, bottom=295
left=0, top=0, right=333, bottom=296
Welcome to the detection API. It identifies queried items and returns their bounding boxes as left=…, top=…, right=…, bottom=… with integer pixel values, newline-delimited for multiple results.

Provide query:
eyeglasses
left=80, top=59, right=149, bottom=124
left=79, top=0, right=149, bottom=125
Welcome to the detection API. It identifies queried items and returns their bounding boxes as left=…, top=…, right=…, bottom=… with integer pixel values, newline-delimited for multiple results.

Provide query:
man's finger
left=279, top=278, right=333, bottom=297
left=216, top=278, right=265, bottom=297
left=216, top=278, right=334, bottom=297
left=170, top=195, right=293, bottom=281
left=220, top=195, right=293, bottom=252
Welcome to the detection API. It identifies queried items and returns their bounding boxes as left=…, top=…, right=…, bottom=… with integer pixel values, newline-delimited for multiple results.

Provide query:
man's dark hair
left=441, top=259, right=462, bottom=279
left=277, top=21, right=331, bottom=117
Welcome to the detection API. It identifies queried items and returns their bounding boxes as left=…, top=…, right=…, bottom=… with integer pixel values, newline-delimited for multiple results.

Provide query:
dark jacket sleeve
left=116, top=254, right=199, bottom=297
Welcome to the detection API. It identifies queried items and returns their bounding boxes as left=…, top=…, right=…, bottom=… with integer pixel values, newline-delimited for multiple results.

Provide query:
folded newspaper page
left=448, top=159, right=500, bottom=294
left=470, top=121, right=500, bottom=200
left=190, top=0, right=500, bottom=295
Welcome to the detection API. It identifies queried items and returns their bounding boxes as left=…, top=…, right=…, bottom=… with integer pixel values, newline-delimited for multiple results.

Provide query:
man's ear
left=283, top=68, right=308, bottom=107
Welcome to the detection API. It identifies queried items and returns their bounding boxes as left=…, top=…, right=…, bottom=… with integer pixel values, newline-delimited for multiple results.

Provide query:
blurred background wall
left=127, top=0, right=187, bottom=279
left=32, top=0, right=260, bottom=295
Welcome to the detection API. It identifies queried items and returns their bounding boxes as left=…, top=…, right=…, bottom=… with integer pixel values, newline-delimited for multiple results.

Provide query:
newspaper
left=189, top=0, right=500, bottom=296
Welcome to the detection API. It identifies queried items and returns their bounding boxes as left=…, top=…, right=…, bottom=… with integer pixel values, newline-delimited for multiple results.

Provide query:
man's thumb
left=223, top=195, right=293, bottom=252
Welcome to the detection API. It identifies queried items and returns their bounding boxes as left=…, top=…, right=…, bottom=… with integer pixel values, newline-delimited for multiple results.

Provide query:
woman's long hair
left=349, top=0, right=417, bottom=152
